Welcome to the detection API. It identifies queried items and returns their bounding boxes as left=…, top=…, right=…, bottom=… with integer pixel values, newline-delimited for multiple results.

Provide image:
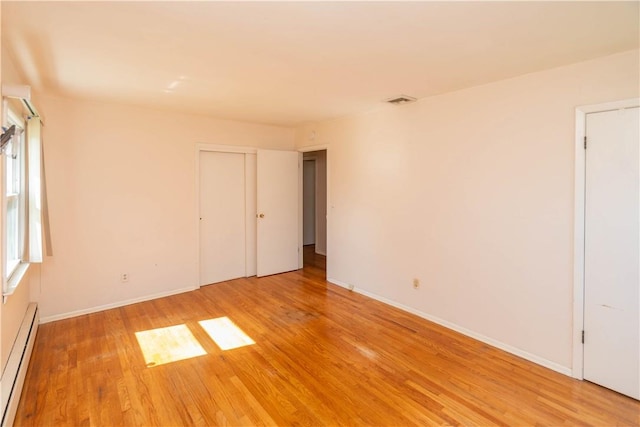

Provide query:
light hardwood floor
left=15, top=247, right=639, bottom=426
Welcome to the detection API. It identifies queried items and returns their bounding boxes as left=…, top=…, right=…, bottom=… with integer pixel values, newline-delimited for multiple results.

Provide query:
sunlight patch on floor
left=135, top=324, right=207, bottom=367
left=199, top=317, right=255, bottom=350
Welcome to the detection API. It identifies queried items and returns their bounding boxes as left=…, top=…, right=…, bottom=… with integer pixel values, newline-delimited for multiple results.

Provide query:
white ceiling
left=2, top=1, right=638, bottom=127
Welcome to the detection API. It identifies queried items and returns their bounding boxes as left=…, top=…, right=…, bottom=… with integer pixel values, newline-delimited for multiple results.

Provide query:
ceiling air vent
left=385, top=95, right=417, bottom=105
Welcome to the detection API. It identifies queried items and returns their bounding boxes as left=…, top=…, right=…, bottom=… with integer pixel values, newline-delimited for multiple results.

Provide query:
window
left=1, top=88, right=47, bottom=297
left=3, top=109, right=26, bottom=290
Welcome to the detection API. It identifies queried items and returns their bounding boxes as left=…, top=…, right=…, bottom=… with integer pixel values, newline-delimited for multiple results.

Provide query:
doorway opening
left=302, top=150, right=327, bottom=275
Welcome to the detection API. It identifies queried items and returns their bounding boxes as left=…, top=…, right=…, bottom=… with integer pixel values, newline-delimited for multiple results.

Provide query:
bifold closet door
left=199, top=151, right=246, bottom=285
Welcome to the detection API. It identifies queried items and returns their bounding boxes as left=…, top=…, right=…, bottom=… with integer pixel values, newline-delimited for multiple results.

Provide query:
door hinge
left=581, top=330, right=585, bottom=344
left=584, top=136, right=587, bottom=149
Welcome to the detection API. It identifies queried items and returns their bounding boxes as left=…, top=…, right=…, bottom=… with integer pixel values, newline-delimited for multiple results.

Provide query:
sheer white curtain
left=25, top=115, right=51, bottom=262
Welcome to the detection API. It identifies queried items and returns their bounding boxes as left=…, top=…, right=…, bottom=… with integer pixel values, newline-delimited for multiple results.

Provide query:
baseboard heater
left=1, top=303, right=39, bottom=427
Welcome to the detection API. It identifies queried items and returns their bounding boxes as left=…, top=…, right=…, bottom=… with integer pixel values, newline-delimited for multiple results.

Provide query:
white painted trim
left=572, top=98, right=639, bottom=379
left=298, top=153, right=304, bottom=269
left=576, top=98, right=640, bottom=115
left=196, top=143, right=257, bottom=154
left=327, top=277, right=350, bottom=289
left=195, top=145, right=201, bottom=287
left=325, top=148, right=331, bottom=276
left=327, top=278, right=571, bottom=376
left=39, top=286, right=197, bottom=324
left=573, top=107, right=586, bottom=379
left=2, top=109, right=25, bottom=296
left=298, top=143, right=328, bottom=153
left=302, top=158, right=317, bottom=248
left=299, top=145, right=330, bottom=272
left=244, top=153, right=258, bottom=277
left=3, top=263, right=29, bottom=302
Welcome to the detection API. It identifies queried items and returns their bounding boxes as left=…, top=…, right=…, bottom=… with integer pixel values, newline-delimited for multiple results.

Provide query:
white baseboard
left=328, top=278, right=350, bottom=289
left=39, top=286, right=198, bottom=324
left=327, top=278, right=571, bottom=377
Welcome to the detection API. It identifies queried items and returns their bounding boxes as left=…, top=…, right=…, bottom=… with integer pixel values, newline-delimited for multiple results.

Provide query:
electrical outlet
left=121, top=273, right=129, bottom=283
left=413, top=278, right=420, bottom=289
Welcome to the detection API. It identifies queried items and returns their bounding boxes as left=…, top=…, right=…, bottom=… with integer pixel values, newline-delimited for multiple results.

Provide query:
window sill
left=3, top=262, right=30, bottom=302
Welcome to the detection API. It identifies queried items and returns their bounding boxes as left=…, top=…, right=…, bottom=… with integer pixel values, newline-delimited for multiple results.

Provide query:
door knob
left=259, top=213, right=265, bottom=218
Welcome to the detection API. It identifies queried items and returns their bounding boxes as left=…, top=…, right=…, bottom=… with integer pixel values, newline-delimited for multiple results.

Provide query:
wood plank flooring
left=15, top=248, right=639, bottom=426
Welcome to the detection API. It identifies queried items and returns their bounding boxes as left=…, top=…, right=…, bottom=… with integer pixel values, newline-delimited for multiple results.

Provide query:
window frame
left=2, top=106, right=29, bottom=295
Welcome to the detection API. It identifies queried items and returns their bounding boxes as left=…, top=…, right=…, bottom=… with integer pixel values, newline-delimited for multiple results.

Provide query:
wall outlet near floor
left=413, top=278, right=420, bottom=289
left=121, top=273, right=129, bottom=283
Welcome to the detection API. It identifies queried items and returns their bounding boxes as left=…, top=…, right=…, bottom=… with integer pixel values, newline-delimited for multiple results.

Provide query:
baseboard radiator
left=1, top=303, right=39, bottom=427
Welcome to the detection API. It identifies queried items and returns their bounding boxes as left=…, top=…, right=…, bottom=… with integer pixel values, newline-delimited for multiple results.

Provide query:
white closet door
left=199, top=151, right=246, bottom=285
left=584, top=107, right=639, bottom=399
left=256, top=149, right=300, bottom=277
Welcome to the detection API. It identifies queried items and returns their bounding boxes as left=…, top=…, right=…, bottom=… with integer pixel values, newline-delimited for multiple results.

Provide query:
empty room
left=0, top=1, right=639, bottom=426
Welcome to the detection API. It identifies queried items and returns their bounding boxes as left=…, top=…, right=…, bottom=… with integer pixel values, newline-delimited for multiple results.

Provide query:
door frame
left=302, top=158, right=317, bottom=246
left=572, top=98, right=640, bottom=379
left=298, top=144, right=329, bottom=269
left=195, top=143, right=257, bottom=287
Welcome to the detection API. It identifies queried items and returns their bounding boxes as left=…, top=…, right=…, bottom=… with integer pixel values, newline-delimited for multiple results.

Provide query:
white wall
left=295, top=50, right=640, bottom=372
left=1, top=272, right=31, bottom=370
left=35, top=95, right=294, bottom=320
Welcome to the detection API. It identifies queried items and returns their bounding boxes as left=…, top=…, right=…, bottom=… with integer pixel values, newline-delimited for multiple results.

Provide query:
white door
left=256, top=149, right=300, bottom=277
left=199, top=151, right=246, bottom=285
left=584, top=107, right=640, bottom=399
left=303, top=160, right=316, bottom=245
